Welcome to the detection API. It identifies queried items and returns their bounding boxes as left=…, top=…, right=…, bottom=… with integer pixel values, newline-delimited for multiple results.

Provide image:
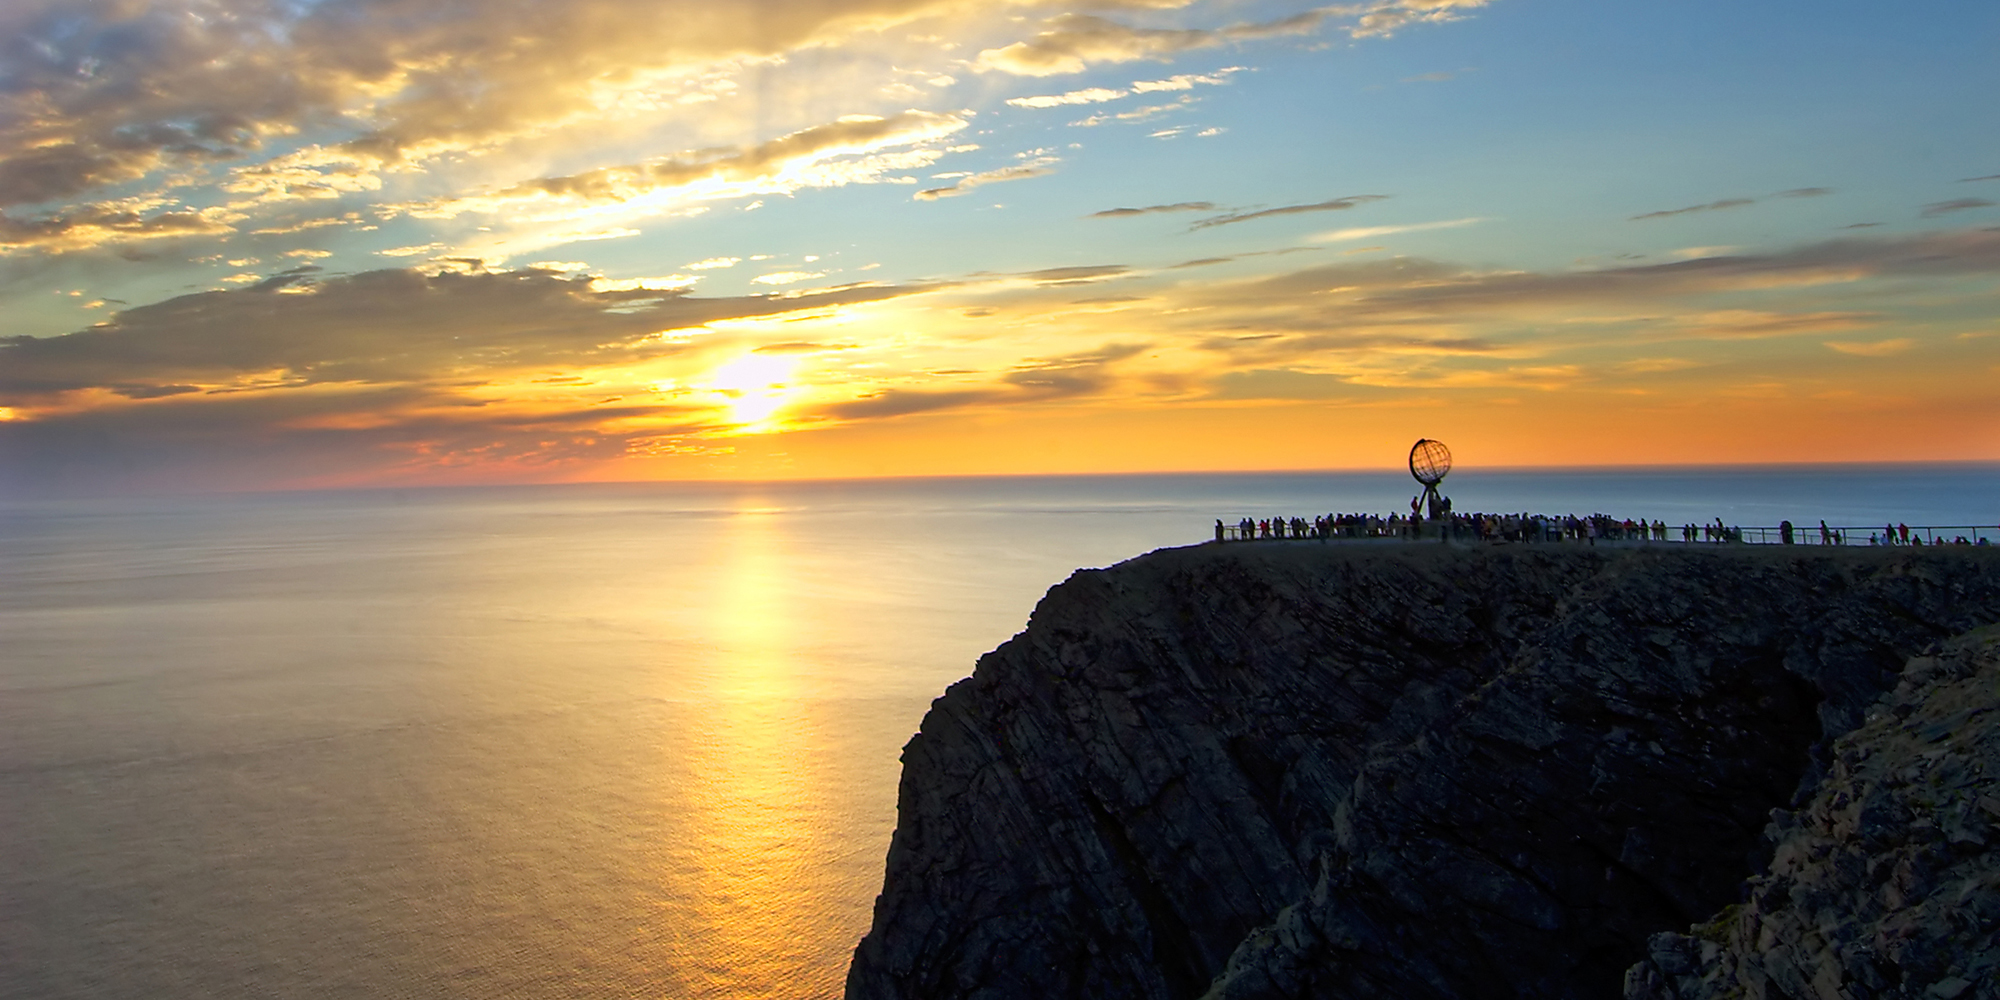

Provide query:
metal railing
left=1732, top=524, right=1996, bottom=546
left=1211, top=518, right=1998, bottom=547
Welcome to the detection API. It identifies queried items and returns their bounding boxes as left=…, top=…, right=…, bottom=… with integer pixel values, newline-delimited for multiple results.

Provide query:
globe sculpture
left=1409, top=438, right=1452, bottom=520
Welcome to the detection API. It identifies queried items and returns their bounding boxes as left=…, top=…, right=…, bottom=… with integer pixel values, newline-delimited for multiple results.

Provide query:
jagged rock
left=1624, top=625, right=2000, bottom=1000
left=845, top=543, right=2000, bottom=1000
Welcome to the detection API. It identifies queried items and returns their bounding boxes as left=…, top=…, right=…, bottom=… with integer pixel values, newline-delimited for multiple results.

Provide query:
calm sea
left=3, top=466, right=1996, bottom=999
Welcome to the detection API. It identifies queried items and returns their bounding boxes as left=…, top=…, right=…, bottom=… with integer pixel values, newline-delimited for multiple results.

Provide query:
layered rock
left=846, top=543, right=2000, bottom=1000
left=1625, top=626, right=2000, bottom=1000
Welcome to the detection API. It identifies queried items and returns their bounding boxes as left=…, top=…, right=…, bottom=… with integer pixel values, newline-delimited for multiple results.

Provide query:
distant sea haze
left=2, top=465, right=1995, bottom=999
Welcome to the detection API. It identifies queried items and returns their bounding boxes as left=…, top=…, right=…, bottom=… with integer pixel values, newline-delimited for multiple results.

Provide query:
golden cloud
left=408, top=111, right=969, bottom=219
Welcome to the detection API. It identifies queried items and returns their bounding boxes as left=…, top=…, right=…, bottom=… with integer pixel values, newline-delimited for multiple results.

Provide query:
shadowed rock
left=1625, top=626, right=2000, bottom=1000
left=846, top=543, right=2000, bottom=1000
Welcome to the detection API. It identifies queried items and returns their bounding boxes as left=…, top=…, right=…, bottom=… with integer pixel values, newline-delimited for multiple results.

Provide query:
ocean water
left=3, top=466, right=1996, bottom=1000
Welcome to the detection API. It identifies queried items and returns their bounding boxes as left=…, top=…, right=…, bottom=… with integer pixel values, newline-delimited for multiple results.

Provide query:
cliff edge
left=846, top=543, right=2000, bottom=1000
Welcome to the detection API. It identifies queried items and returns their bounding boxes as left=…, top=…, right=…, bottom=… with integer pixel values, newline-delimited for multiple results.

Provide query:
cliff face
left=1625, top=626, right=2000, bottom=1000
left=846, top=544, right=2000, bottom=1000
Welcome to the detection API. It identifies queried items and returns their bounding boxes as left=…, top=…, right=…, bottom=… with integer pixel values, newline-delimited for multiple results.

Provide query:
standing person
left=1899, top=523, right=1910, bottom=544
left=1216, top=519, right=1225, bottom=543
left=1781, top=520, right=1794, bottom=545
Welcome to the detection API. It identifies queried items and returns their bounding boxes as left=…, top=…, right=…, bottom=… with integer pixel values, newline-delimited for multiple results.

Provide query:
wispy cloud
left=1131, top=70, right=1244, bottom=92
left=1090, top=202, right=1218, bottom=218
left=913, top=159, right=1059, bottom=201
left=1344, top=0, right=1495, bottom=39
left=1191, top=196, right=1389, bottom=230
left=1006, top=87, right=1131, bottom=109
left=1016, top=265, right=1130, bottom=285
left=1825, top=338, right=1915, bottom=356
left=1006, top=68, right=1243, bottom=109
left=976, top=11, right=1328, bottom=77
left=408, top=112, right=970, bottom=220
left=1312, top=217, right=1485, bottom=242
left=750, top=271, right=827, bottom=286
left=1631, top=187, right=1832, bottom=221
left=1631, top=198, right=1757, bottom=221
left=1921, top=198, right=1995, bottom=218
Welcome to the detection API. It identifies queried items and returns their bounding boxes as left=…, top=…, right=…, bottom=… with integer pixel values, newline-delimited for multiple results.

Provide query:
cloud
left=1825, top=338, right=1915, bottom=356
left=1630, top=198, right=1757, bottom=221
left=814, top=341, right=1141, bottom=421
left=1629, top=187, right=1836, bottom=222
left=752, top=341, right=855, bottom=354
left=1312, top=229, right=2000, bottom=315
left=1130, top=69, right=1244, bottom=92
left=819, top=388, right=1000, bottom=420
left=750, top=271, right=827, bottom=286
left=0, top=265, right=927, bottom=401
left=1068, top=97, right=1196, bottom=127
left=1675, top=310, right=1878, bottom=340
left=1921, top=198, right=1995, bottom=218
left=0, top=202, right=240, bottom=254
left=975, top=11, right=1326, bottom=77
left=913, top=159, right=1058, bottom=200
left=1090, top=202, right=1217, bottom=218
left=412, top=111, right=970, bottom=219
left=1006, top=68, right=1243, bottom=108
left=1191, top=196, right=1389, bottom=230
left=379, top=243, right=445, bottom=258
left=1311, top=217, right=1484, bottom=242
left=1344, top=0, right=1494, bottom=39
left=12, top=222, right=2000, bottom=490
left=0, top=0, right=974, bottom=216
left=1017, top=264, right=1130, bottom=284
left=0, top=384, right=722, bottom=495
left=1006, top=87, right=1130, bottom=109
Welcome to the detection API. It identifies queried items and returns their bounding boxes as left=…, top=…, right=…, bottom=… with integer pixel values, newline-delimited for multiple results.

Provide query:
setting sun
left=705, top=354, right=799, bottom=429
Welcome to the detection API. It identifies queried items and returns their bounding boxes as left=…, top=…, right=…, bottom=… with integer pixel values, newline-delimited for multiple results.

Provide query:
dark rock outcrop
left=845, top=543, right=2000, bottom=1000
left=1625, top=626, right=2000, bottom=1000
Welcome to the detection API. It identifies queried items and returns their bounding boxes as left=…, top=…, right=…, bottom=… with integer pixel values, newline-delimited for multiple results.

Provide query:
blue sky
left=1, top=0, right=1996, bottom=493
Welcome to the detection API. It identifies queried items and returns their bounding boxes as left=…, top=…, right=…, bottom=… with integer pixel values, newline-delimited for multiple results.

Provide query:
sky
left=0, top=0, right=1996, bottom=494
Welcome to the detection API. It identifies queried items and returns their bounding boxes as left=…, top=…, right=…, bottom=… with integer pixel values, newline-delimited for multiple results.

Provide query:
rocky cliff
left=846, top=543, right=2000, bottom=1000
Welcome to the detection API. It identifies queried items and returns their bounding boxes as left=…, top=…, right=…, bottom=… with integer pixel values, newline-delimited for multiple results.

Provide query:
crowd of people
left=1216, top=512, right=1995, bottom=546
left=1218, top=511, right=1692, bottom=543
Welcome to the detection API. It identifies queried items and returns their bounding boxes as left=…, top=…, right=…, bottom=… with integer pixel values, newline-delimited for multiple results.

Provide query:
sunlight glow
left=706, top=354, right=799, bottom=429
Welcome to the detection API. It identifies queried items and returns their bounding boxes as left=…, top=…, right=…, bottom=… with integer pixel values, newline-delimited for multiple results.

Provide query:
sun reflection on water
left=666, top=505, right=846, bottom=999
